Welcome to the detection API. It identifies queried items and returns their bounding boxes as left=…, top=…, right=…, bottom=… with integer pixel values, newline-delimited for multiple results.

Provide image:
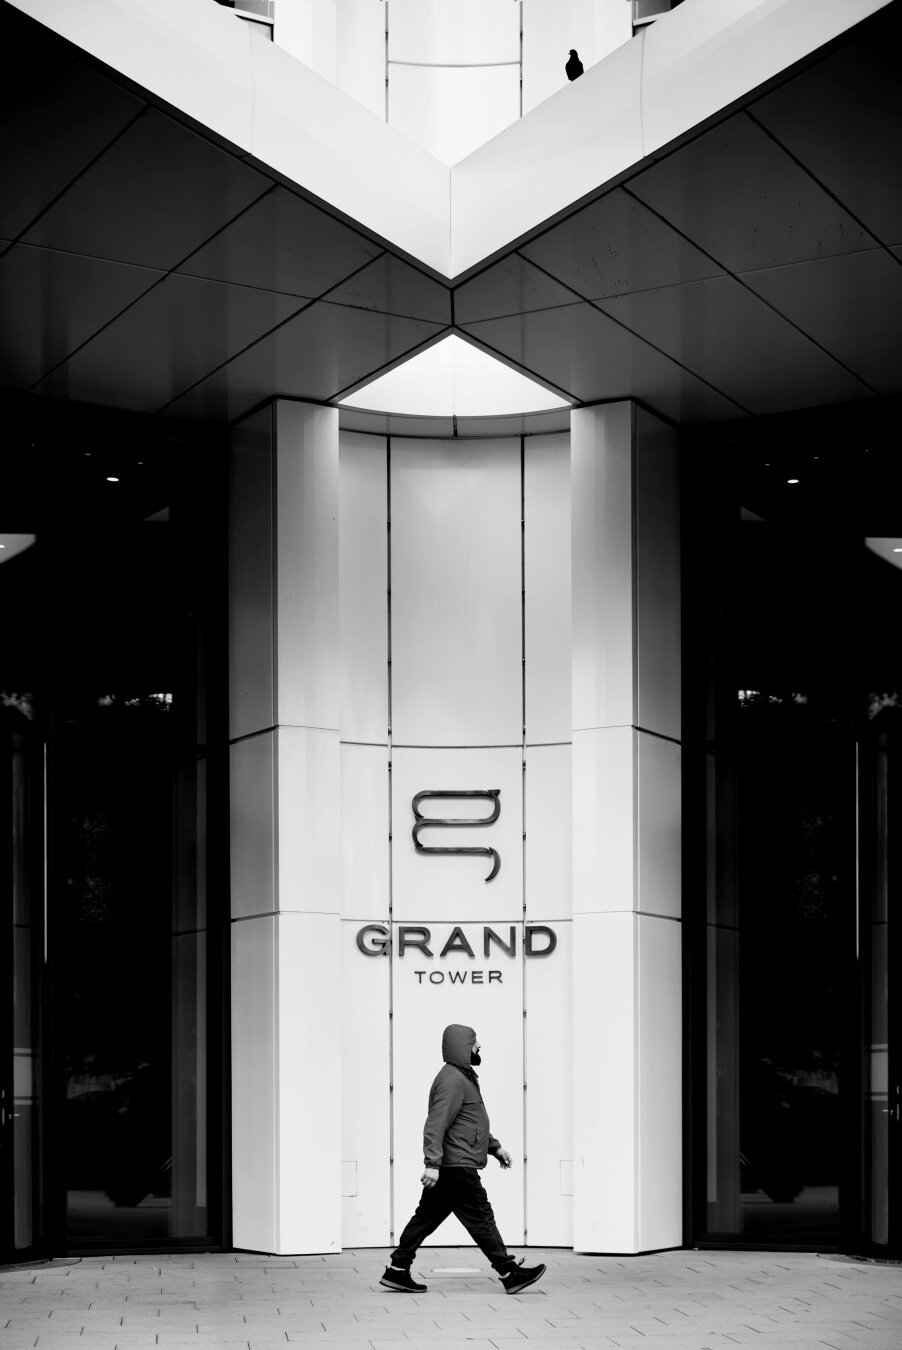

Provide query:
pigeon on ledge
left=565, top=48, right=584, bottom=81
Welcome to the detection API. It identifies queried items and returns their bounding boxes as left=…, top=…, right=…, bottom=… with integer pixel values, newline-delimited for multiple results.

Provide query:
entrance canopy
left=1, top=0, right=900, bottom=429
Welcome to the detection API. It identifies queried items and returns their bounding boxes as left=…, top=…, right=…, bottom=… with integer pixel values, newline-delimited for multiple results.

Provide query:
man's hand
left=494, top=1149, right=512, bottom=1169
left=421, top=1167, right=440, bottom=1189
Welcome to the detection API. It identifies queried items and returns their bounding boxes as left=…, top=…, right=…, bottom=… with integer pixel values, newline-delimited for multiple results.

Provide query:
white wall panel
left=231, top=916, right=277, bottom=1252
left=525, top=920, right=572, bottom=1246
left=391, top=438, right=522, bottom=747
left=572, top=726, right=634, bottom=916
left=391, top=747, right=523, bottom=923
left=341, top=743, right=389, bottom=921
left=389, top=65, right=520, bottom=167
left=391, top=923, right=525, bottom=1250
left=525, top=432, right=571, bottom=745
left=339, top=431, right=388, bottom=746
left=229, top=408, right=273, bottom=742
left=573, top=910, right=636, bottom=1252
left=341, top=919, right=391, bottom=1245
left=522, top=1, right=632, bottom=115
left=637, top=732, right=681, bottom=921
left=389, top=0, right=519, bottom=64
left=635, top=408, right=680, bottom=742
left=275, top=402, right=340, bottom=732
left=524, top=744, right=572, bottom=922
left=637, top=915, right=682, bottom=1250
left=230, top=732, right=275, bottom=920
left=571, top=403, right=634, bottom=733
left=277, top=726, right=340, bottom=914
left=277, top=912, right=342, bottom=1253
left=335, top=1, right=385, bottom=120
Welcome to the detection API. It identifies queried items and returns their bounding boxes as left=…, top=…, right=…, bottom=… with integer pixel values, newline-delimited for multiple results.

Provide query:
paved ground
left=1, top=1247, right=901, bottom=1350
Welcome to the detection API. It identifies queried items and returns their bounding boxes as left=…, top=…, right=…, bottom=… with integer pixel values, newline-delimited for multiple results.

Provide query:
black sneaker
left=500, top=1259, right=546, bottom=1294
left=380, top=1266, right=427, bottom=1293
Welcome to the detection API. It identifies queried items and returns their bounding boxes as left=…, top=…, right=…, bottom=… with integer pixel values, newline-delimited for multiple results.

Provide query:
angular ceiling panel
left=741, top=250, right=902, bottom=396
left=179, top=186, right=383, bottom=299
left=751, top=11, right=902, bottom=247
left=597, top=274, right=872, bottom=414
left=460, top=302, right=744, bottom=423
left=34, top=273, right=305, bottom=412
left=520, top=187, right=724, bottom=302
left=0, top=9, right=145, bottom=240
left=163, top=303, right=448, bottom=423
left=0, top=242, right=162, bottom=388
left=629, top=112, right=878, bottom=274
left=326, top=252, right=452, bottom=325
left=23, top=109, right=271, bottom=271
left=454, top=253, right=579, bottom=326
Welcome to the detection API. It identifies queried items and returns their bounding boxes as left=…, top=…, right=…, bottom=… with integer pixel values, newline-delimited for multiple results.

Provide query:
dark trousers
left=391, top=1167, right=515, bottom=1274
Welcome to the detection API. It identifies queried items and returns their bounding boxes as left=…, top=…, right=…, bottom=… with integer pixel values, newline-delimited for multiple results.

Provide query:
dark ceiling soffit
left=330, top=325, right=452, bottom=405
left=3, top=4, right=453, bottom=292
left=9, top=0, right=881, bottom=295
left=447, top=7, right=888, bottom=289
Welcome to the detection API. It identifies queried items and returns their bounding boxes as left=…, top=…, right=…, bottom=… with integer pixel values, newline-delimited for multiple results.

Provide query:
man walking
left=380, top=1024, right=546, bottom=1295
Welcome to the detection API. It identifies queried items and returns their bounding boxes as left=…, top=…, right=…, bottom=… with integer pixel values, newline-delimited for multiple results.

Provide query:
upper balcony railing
left=211, top=0, right=686, bottom=162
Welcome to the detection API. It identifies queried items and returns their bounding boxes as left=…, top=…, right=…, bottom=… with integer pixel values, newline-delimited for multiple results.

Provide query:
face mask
left=470, top=1048, right=481, bottom=1066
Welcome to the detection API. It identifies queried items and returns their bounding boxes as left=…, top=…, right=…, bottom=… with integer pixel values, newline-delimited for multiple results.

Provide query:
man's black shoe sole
left=502, top=1264, right=546, bottom=1294
left=379, top=1277, right=426, bottom=1292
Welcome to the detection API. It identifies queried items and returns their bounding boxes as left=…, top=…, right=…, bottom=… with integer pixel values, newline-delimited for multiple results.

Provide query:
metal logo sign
left=411, top=788, right=501, bottom=882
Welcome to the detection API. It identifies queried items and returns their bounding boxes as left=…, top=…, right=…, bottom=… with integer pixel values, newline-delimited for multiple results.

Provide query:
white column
left=229, top=400, right=341, bottom=1255
left=571, top=402, right=682, bottom=1254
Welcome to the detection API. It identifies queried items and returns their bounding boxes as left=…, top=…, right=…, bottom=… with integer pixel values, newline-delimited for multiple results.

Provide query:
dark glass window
left=686, top=417, right=902, bottom=1252
left=0, top=398, right=226, bottom=1255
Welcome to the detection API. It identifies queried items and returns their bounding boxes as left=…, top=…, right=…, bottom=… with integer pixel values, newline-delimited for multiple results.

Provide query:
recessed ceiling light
left=894, top=548, right=902, bottom=554
left=0, top=544, right=5, bottom=549
left=787, top=478, right=800, bottom=484
left=106, top=476, right=120, bottom=483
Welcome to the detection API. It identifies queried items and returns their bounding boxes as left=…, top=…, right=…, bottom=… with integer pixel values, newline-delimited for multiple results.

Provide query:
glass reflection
left=1, top=411, right=222, bottom=1255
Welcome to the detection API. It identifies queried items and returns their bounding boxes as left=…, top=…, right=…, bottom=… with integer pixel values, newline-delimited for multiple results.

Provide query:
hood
left=442, top=1023, right=476, bottom=1069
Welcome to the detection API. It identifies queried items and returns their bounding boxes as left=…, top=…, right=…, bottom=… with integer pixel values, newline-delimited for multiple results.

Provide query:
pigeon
left=565, top=49, right=584, bottom=81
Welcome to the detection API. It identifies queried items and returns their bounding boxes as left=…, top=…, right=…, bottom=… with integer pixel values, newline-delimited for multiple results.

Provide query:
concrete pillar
left=228, top=400, right=341, bottom=1255
left=571, top=402, right=682, bottom=1253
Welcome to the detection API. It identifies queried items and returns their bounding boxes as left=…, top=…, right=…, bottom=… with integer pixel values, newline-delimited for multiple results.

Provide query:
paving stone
left=2, top=1250, right=901, bottom=1350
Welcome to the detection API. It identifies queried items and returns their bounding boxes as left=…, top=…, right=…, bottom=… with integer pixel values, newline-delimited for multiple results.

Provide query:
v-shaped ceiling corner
left=7, top=0, right=891, bottom=282
left=4, top=0, right=901, bottom=429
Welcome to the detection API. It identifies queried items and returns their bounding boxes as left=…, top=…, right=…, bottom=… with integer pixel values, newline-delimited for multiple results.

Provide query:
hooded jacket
left=422, top=1024, right=503, bottom=1169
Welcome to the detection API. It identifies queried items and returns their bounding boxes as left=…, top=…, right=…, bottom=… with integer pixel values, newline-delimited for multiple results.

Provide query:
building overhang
left=1, top=0, right=900, bottom=429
